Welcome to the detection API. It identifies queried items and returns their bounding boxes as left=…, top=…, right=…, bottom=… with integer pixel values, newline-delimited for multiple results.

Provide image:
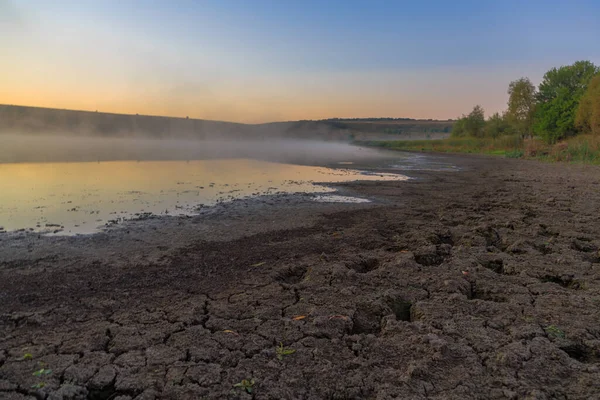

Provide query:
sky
left=1, top=0, right=599, bottom=123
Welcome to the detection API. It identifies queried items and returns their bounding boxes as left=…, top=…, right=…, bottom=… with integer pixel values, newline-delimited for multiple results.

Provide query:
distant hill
left=0, top=104, right=453, bottom=141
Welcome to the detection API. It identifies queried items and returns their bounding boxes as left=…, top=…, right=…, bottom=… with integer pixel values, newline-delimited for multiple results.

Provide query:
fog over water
left=0, top=134, right=394, bottom=165
left=0, top=133, right=420, bottom=235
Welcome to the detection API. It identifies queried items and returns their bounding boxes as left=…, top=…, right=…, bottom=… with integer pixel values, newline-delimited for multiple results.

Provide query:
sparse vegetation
left=233, top=378, right=256, bottom=394
left=545, top=325, right=566, bottom=339
left=369, top=134, right=600, bottom=164
left=276, top=342, right=296, bottom=360
left=366, top=136, right=523, bottom=156
left=29, top=364, right=52, bottom=390
left=32, top=368, right=52, bottom=377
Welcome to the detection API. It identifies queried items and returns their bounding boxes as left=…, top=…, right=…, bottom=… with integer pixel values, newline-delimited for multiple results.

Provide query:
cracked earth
left=1, top=154, right=600, bottom=399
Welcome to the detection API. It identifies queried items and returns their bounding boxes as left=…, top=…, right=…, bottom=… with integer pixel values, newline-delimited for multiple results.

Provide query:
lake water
left=0, top=158, right=408, bottom=235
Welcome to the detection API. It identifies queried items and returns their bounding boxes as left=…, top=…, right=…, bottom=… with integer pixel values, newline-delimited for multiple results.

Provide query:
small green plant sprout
left=22, top=353, right=33, bottom=360
left=545, top=325, right=565, bottom=339
left=276, top=342, right=296, bottom=360
left=233, top=378, right=255, bottom=394
left=32, top=368, right=52, bottom=377
left=31, top=382, right=46, bottom=389
left=250, top=261, right=266, bottom=267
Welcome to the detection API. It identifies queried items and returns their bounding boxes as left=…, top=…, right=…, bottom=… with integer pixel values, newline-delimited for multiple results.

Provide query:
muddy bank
left=1, top=154, right=600, bottom=399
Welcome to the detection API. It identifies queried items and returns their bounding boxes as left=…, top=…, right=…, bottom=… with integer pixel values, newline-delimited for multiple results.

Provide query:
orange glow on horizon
left=0, top=66, right=511, bottom=123
left=0, top=88, right=469, bottom=124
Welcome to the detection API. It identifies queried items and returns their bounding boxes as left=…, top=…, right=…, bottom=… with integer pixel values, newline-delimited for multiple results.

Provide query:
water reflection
left=0, top=159, right=407, bottom=235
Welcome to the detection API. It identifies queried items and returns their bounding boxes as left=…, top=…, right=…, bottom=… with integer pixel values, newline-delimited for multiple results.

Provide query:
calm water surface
left=0, top=159, right=408, bottom=235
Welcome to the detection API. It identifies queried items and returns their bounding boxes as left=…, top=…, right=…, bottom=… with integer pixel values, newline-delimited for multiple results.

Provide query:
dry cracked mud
left=1, top=154, right=600, bottom=399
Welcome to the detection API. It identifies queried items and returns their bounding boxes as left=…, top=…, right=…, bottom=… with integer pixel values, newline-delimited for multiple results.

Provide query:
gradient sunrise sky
left=1, top=0, right=599, bottom=123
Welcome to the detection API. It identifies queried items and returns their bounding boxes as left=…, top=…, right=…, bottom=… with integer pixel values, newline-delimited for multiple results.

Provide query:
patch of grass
left=361, top=135, right=524, bottom=156
left=505, top=149, right=524, bottom=158
left=362, top=134, right=600, bottom=165
left=547, top=135, right=600, bottom=164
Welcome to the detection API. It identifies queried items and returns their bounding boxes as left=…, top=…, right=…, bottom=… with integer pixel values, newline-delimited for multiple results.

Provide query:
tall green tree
left=451, top=106, right=486, bottom=138
left=485, top=112, right=511, bottom=138
left=506, top=78, right=536, bottom=137
left=451, top=116, right=467, bottom=137
left=575, top=74, right=600, bottom=135
left=535, top=61, right=599, bottom=143
left=464, top=105, right=486, bottom=138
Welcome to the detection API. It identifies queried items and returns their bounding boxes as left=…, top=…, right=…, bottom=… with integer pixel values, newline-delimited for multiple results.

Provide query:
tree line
left=452, top=61, right=600, bottom=143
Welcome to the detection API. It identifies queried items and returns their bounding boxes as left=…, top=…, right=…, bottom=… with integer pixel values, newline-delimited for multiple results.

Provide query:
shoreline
left=361, top=134, right=600, bottom=165
left=0, top=154, right=410, bottom=236
left=0, top=179, right=391, bottom=239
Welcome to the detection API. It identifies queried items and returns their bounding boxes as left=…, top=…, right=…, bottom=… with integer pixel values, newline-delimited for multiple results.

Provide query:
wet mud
left=1, top=154, right=600, bottom=399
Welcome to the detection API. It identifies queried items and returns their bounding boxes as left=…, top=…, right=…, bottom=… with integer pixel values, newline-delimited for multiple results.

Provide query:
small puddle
left=313, top=195, right=371, bottom=203
left=389, top=154, right=459, bottom=171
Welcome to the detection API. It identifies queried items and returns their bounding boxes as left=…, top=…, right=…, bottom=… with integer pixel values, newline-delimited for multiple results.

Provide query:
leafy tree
left=451, top=115, right=467, bottom=137
left=536, top=87, right=579, bottom=143
left=451, top=105, right=486, bottom=138
left=506, top=78, right=536, bottom=137
left=535, top=61, right=599, bottom=142
left=464, top=105, right=486, bottom=138
left=485, top=112, right=512, bottom=138
left=575, top=74, right=600, bottom=135
left=537, top=61, right=599, bottom=103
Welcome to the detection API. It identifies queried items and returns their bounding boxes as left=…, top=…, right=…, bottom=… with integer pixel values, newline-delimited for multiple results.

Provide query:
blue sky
left=1, top=0, right=599, bottom=122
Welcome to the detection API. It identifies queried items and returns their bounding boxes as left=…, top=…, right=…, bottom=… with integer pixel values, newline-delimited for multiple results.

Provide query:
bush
left=451, top=105, right=485, bottom=138
left=549, top=141, right=570, bottom=161
left=576, top=74, right=600, bottom=135
left=485, top=112, right=512, bottom=138
left=562, top=135, right=600, bottom=163
left=495, top=135, right=523, bottom=149
left=524, top=138, right=550, bottom=157
left=505, top=149, right=524, bottom=158
left=535, top=61, right=599, bottom=143
left=451, top=117, right=466, bottom=137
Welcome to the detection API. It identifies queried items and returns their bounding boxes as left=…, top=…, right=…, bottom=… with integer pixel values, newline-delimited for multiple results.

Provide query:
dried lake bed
left=2, top=154, right=600, bottom=399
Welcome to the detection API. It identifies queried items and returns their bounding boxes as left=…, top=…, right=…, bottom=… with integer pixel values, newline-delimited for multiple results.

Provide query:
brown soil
left=2, top=154, right=600, bottom=399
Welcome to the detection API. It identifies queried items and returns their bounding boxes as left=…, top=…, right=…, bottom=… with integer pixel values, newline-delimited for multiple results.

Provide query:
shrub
left=505, top=149, right=524, bottom=158
left=524, top=138, right=550, bottom=157
left=535, top=61, right=600, bottom=143
left=549, top=141, right=570, bottom=161
left=576, top=74, right=600, bottom=135
left=495, top=134, right=523, bottom=149
left=451, top=106, right=486, bottom=138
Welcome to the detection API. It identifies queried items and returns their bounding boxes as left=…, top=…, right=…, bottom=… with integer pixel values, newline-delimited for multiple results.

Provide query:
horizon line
left=0, top=103, right=455, bottom=125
